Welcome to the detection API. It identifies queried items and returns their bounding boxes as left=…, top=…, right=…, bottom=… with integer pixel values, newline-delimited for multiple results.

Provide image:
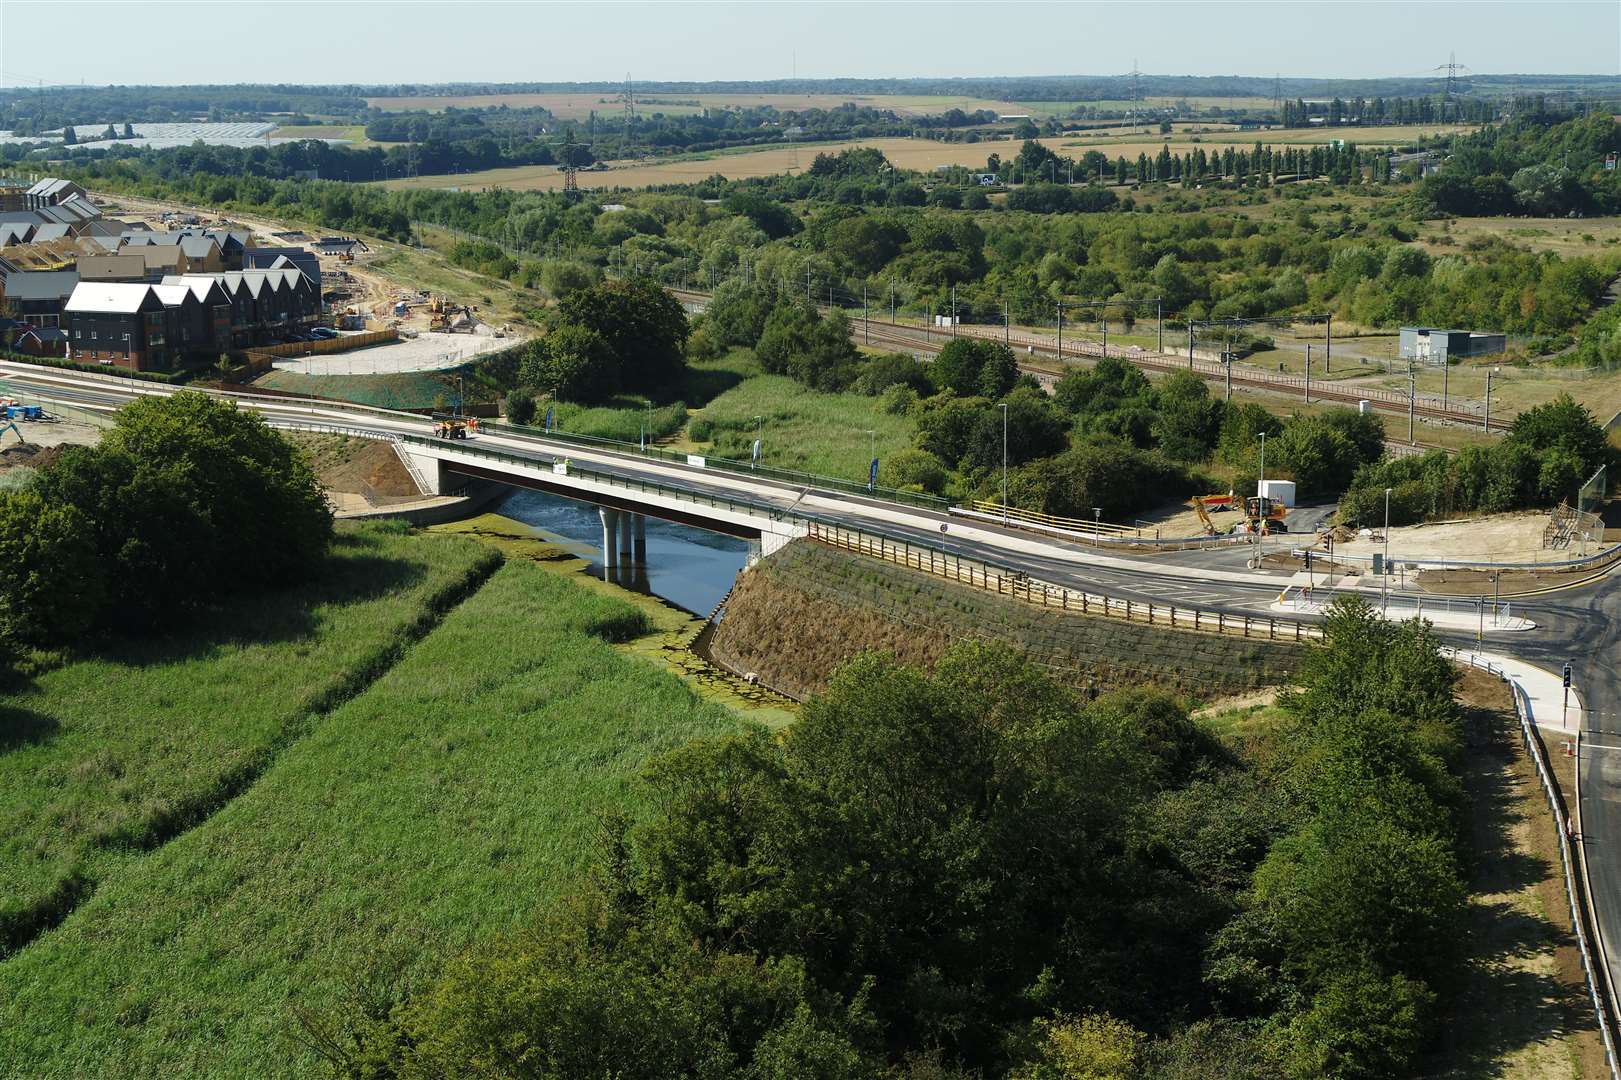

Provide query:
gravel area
left=270, top=329, right=515, bottom=375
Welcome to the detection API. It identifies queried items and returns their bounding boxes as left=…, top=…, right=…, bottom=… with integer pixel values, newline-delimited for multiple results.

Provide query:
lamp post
left=1483, top=366, right=1498, bottom=432
left=998, top=401, right=1009, bottom=525
left=1093, top=506, right=1102, bottom=549
left=1382, top=486, right=1392, bottom=614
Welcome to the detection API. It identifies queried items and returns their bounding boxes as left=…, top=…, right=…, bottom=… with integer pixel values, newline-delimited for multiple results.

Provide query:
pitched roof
left=152, top=284, right=196, bottom=308
left=161, top=274, right=228, bottom=304
left=177, top=236, right=218, bottom=259
left=26, top=178, right=74, bottom=199
left=64, top=281, right=157, bottom=314
left=140, top=247, right=185, bottom=269
left=0, top=224, right=32, bottom=246
left=31, top=223, right=70, bottom=242
left=2, top=269, right=79, bottom=300
left=78, top=254, right=148, bottom=280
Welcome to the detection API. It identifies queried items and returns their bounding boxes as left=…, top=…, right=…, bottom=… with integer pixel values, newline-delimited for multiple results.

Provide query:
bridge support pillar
left=632, top=514, right=647, bottom=565
left=599, top=507, right=620, bottom=570
left=618, top=511, right=634, bottom=562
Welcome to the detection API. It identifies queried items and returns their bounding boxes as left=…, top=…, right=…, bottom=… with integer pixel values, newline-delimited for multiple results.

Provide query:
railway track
left=673, top=287, right=1511, bottom=434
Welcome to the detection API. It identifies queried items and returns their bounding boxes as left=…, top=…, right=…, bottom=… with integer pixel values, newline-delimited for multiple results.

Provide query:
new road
left=5, top=359, right=1620, bottom=1029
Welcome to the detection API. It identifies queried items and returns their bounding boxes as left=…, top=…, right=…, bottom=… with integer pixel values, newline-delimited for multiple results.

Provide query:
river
left=495, top=488, right=752, bottom=615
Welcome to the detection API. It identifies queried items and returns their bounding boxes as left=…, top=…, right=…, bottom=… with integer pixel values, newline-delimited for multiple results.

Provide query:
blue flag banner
left=752, top=438, right=762, bottom=463
left=546, top=406, right=554, bottom=432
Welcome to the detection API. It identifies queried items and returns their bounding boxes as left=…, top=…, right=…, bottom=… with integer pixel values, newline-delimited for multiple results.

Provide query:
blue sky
left=2, top=1, right=1617, bottom=87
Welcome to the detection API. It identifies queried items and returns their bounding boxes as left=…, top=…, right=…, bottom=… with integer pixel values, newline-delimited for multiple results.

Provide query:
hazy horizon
left=1, top=0, right=1617, bottom=89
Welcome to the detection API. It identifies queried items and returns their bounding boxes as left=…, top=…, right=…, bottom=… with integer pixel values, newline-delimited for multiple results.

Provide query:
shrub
left=506, top=389, right=537, bottom=426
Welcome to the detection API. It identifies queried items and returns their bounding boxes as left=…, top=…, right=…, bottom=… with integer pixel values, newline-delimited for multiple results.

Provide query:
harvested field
left=376, top=124, right=1475, bottom=193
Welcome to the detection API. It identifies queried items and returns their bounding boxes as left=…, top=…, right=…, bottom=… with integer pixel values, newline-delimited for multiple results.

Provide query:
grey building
left=243, top=246, right=319, bottom=286
left=1399, top=327, right=1506, bottom=365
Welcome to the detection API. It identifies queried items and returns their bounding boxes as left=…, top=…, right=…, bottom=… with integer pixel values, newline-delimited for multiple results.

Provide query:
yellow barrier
left=971, top=500, right=1139, bottom=536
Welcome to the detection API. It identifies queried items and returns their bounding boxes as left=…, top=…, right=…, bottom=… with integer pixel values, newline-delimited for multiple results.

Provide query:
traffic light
left=1564, top=663, right=1573, bottom=689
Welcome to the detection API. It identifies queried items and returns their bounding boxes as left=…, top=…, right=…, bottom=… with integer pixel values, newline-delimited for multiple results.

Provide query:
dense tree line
left=1417, top=112, right=1621, bottom=217
left=1340, top=393, right=1615, bottom=524
left=0, top=394, right=330, bottom=674
left=309, top=598, right=1468, bottom=1078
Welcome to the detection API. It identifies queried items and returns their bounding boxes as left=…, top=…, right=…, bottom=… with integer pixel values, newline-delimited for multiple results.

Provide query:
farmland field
left=375, top=124, right=1477, bottom=193
left=267, top=123, right=380, bottom=147
left=0, top=547, right=748, bottom=1078
left=364, top=90, right=1289, bottom=120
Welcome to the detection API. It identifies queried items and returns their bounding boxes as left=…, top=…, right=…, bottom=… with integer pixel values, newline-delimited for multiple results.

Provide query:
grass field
left=0, top=523, right=498, bottom=958
left=0, top=548, right=748, bottom=1077
left=377, top=124, right=1476, bottom=193
left=268, top=123, right=381, bottom=148
left=687, top=369, right=915, bottom=481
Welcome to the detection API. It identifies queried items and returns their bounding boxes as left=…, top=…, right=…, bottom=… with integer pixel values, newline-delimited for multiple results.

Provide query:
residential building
left=25, top=178, right=89, bottom=210
left=64, top=282, right=170, bottom=371
left=243, top=245, right=318, bottom=284
left=78, top=253, right=151, bottom=283
left=1, top=269, right=80, bottom=327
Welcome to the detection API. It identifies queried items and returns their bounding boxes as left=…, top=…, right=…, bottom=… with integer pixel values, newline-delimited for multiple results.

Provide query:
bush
left=877, top=448, right=948, bottom=494
left=854, top=353, right=932, bottom=397
left=29, top=393, right=332, bottom=633
left=506, top=388, right=537, bottom=426
left=930, top=338, right=1020, bottom=399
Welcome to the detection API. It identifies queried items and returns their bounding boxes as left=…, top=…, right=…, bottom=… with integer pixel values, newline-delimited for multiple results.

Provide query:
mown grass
left=0, top=557, right=747, bottom=1078
left=0, top=522, right=499, bottom=957
left=690, top=371, right=916, bottom=481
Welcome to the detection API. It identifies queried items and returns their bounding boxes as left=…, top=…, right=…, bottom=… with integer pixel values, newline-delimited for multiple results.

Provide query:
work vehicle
left=1190, top=493, right=1288, bottom=535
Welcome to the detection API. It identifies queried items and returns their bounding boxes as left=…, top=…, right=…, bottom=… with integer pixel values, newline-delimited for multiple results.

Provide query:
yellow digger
left=1191, top=493, right=1288, bottom=535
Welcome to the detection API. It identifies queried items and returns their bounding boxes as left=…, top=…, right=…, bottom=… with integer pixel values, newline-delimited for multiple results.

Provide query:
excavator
left=1190, top=492, right=1288, bottom=536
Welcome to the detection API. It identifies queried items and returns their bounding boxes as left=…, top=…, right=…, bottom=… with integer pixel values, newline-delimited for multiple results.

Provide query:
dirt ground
left=1423, top=668, right=1606, bottom=1078
left=1333, top=513, right=1558, bottom=564
left=0, top=417, right=104, bottom=453
left=282, top=431, right=420, bottom=501
left=269, top=327, right=513, bottom=375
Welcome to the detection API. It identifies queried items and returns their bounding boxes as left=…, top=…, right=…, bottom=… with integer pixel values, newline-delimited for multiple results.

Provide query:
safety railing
left=1448, top=649, right=1620, bottom=1079
left=481, top=418, right=950, bottom=512
left=1294, top=539, right=1621, bottom=574
left=969, top=499, right=1142, bottom=536
left=807, top=522, right=1321, bottom=644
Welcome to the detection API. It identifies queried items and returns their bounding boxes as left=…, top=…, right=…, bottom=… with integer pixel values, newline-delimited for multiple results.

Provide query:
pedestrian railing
left=1449, top=648, right=1620, bottom=1079
left=807, top=522, right=1321, bottom=644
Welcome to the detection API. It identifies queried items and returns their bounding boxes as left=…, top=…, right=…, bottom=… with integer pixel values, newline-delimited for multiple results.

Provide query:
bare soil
left=1337, top=513, right=1557, bottom=564
left=282, top=432, right=420, bottom=499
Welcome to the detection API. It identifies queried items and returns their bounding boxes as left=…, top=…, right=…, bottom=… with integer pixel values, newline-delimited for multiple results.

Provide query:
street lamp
left=1093, top=506, right=1102, bottom=549
left=998, top=402, right=1009, bottom=525
left=1382, top=486, right=1392, bottom=614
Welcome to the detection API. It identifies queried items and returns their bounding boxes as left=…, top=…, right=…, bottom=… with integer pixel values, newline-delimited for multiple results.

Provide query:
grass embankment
left=1426, top=667, right=1606, bottom=1077
left=689, top=367, right=914, bottom=480
left=0, top=522, right=496, bottom=957
left=0, top=550, right=747, bottom=1078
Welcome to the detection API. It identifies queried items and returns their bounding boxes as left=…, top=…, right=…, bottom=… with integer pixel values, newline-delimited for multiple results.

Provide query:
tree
left=506, top=388, right=537, bottom=426
left=539, top=260, right=598, bottom=300
left=521, top=324, right=619, bottom=402
left=1012, top=1014, right=1144, bottom=1080
left=1151, top=371, right=1225, bottom=461
left=0, top=488, right=104, bottom=648
left=756, top=305, right=861, bottom=393
left=930, top=338, right=1018, bottom=399
left=556, top=278, right=689, bottom=393
left=122, top=121, right=135, bottom=139
left=60, top=125, right=75, bottom=146
left=723, top=192, right=801, bottom=239
left=1508, top=393, right=1610, bottom=481
left=705, top=279, right=776, bottom=348
left=33, top=393, right=331, bottom=629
